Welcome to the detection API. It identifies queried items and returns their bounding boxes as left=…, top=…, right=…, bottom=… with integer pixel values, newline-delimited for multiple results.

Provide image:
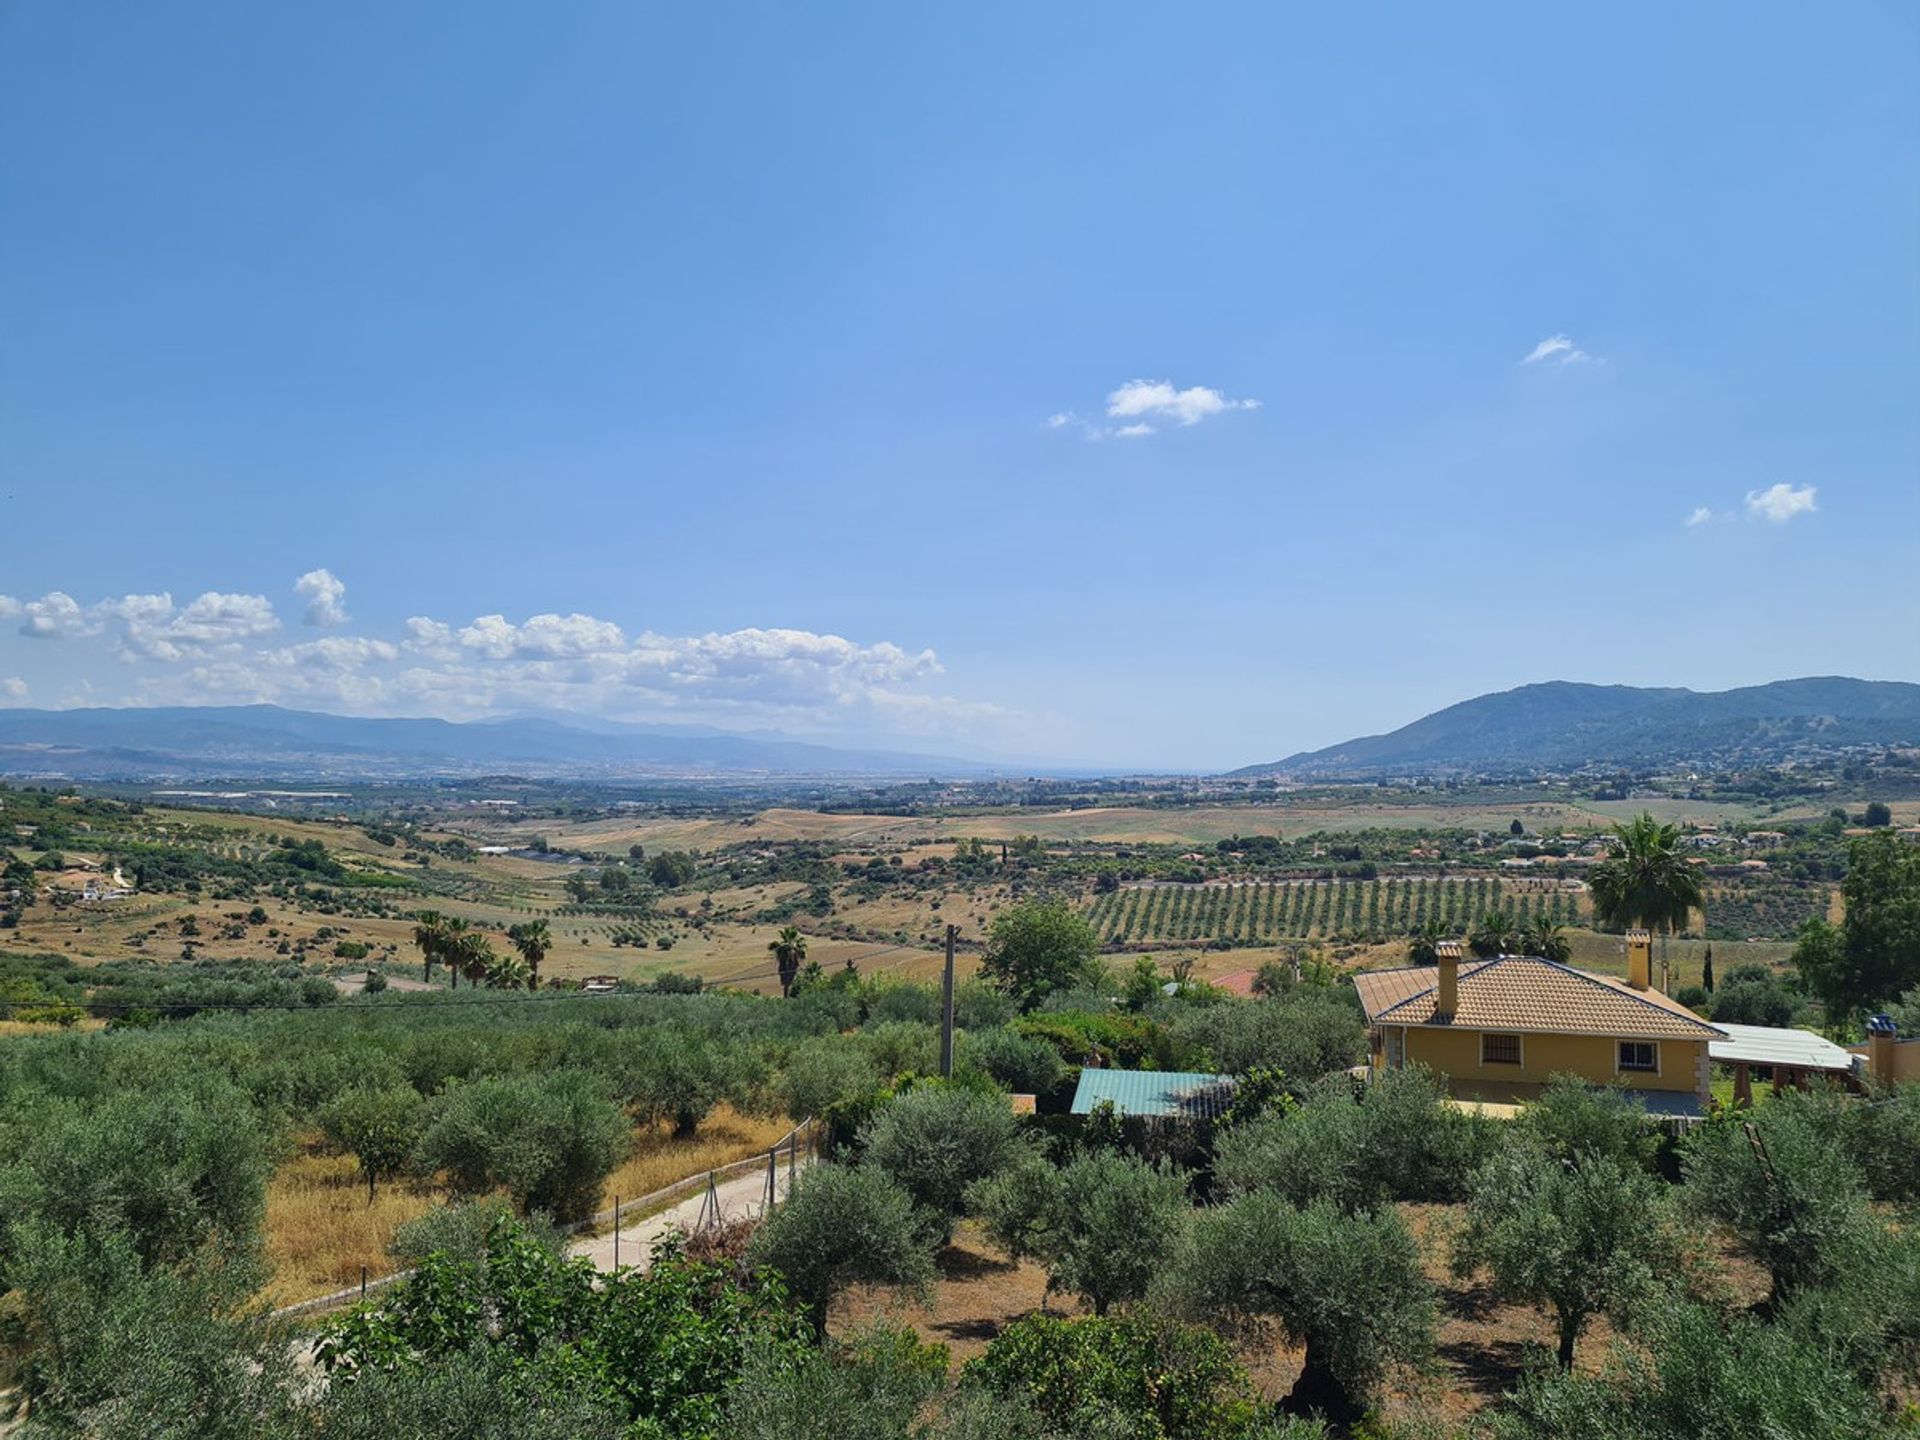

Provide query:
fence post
left=360, top=1265, right=367, bottom=1299
left=613, top=1196, right=621, bottom=1269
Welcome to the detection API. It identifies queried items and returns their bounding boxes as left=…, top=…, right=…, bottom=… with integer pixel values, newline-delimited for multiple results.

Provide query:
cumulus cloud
left=1047, top=379, right=1260, bottom=440
left=295, top=568, right=350, bottom=627
left=1106, top=379, right=1260, bottom=427
left=18, top=592, right=102, bottom=640
left=1520, top=334, right=1597, bottom=366
left=1684, top=506, right=1716, bottom=528
left=0, top=581, right=1012, bottom=743
left=1745, top=483, right=1818, bottom=524
left=0, top=677, right=26, bottom=701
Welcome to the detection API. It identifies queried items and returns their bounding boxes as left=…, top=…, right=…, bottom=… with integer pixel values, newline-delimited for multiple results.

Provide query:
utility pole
left=939, top=924, right=957, bottom=1078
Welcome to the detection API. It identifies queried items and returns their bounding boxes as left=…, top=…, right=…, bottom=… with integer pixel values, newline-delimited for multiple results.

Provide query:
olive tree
left=413, top=1072, right=630, bottom=1223
left=1178, top=1192, right=1435, bottom=1422
left=318, top=1084, right=427, bottom=1202
left=860, top=1084, right=1022, bottom=1232
left=970, top=1149, right=1188, bottom=1315
left=978, top=900, right=1100, bottom=1011
left=748, top=1163, right=934, bottom=1337
left=1454, top=1145, right=1686, bottom=1367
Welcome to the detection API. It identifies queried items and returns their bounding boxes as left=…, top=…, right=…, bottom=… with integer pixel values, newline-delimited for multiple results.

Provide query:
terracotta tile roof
left=1351, top=956, right=1722, bottom=1039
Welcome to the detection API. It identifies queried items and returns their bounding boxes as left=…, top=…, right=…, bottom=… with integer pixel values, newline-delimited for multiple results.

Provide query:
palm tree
left=447, top=925, right=497, bottom=989
left=1406, top=917, right=1447, bottom=966
left=507, top=919, right=552, bottom=990
left=482, top=948, right=530, bottom=989
left=439, top=916, right=472, bottom=989
left=768, top=925, right=808, bottom=997
left=411, top=910, right=448, bottom=986
left=1520, top=918, right=1572, bottom=965
left=1587, top=812, right=1705, bottom=981
left=1469, top=909, right=1518, bottom=959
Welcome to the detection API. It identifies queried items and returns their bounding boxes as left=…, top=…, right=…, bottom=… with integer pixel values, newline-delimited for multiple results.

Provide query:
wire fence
left=272, top=1116, right=819, bottom=1323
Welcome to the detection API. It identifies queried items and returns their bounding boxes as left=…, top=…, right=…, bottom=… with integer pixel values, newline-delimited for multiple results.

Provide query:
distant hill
left=1232, top=678, right=1920, bottom=779
left=0, top=705, right=996, bottom=780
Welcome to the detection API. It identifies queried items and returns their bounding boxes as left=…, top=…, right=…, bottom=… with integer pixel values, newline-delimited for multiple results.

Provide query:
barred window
left=1618, top=1042, right=1657, bottom=1072
left=1481, top=1033, right=1521, bottom=1066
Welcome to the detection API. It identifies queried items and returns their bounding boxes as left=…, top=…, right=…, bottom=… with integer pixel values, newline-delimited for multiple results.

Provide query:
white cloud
left=456, top=612, right=625, bottom=660
left=0, top=596, right=20, bottom=621
left=1106, top=379, right=1260, bottom=428
left=113, top=592, right=280, bottom=661
left=1045, top=412, right=1074, bottom=429
left=0, top=677, right=26, bottom=701
left=18, top=591, right=102, bottom=640
left=1684, top=506, right=1715, bottom=528
left=1113, top=423, right=1155, bottom=439
left=1520, top=334, right=1596, bottom=366
left=295, top=568, right=350, bottom=627
left=1745, top=483, right=1818, bottom=524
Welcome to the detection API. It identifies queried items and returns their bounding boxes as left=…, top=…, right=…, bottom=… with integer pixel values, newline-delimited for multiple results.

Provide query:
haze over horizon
left=3, top=5, right=1916, bottom=771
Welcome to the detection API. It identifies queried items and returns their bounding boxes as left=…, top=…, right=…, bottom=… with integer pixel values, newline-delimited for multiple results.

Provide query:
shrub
left=782, top=1038, right=884, bottom=1122
left=1168, top=990, right=1365, bottom=1082
left=963, top=1311, right=1259, bottom=1440
left=956, top=1025, right=1068, bottom=1098
left=1515, top=1075, right=1661, bottom=1171
left=724, top=1324, right=951, bottom=1440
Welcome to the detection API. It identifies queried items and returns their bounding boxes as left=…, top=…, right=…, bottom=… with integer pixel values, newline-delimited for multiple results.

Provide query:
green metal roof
left=1069, top=1068, right=1235, bottom=1118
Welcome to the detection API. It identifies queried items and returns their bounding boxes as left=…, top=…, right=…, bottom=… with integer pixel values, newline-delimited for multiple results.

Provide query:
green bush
left=962, top=1310, right=1259, bottom=1440
left=723, top=1324, right=951, bottom=1440
left=1168, top=989, right=1366, bottom=1081
left=957, top=1025, right=1068, bottom=1098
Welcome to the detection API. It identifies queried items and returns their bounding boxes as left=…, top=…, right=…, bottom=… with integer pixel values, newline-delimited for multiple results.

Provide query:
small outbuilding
left=1069, top=1068, right=1236, bottom=1120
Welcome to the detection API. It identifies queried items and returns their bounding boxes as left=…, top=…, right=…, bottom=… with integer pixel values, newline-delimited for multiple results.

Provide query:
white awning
left=1709, top=1023, right=1859, bottom=1074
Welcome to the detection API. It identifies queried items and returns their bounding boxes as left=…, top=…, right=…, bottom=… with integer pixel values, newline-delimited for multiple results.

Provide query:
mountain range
left=0, top=705, right=996, bottom=780
left=1233, top=677, right=1920, bottom=779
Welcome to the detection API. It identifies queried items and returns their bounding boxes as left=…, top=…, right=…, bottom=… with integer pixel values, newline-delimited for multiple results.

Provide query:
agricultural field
left=1083, top=876, right=1587, bottom=947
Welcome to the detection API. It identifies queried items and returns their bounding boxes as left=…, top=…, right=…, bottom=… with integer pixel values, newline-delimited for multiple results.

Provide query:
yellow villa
left=1353, top=931, right=1721, bottom=1117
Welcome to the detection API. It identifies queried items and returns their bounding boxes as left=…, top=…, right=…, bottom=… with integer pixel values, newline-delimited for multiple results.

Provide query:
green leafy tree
left=1214, top=1064, right=1497, bottom=1210
left=318, top=1085, right=428, bottom=1202
left=412, top=1072, right=630, bottom=1222
left=723, top=1324, right=951, bottom=1440
left=970, top=1150, right=1188, bottom=1315
left=1519, top=918, right=1572, bottom=964
left=1679, top=1094, right=1876, bottom=1301
left=955, top=1026, right=1067, bottom=1098
left=1515, top=1076, right=1661, bottom=1171
left=978, top=899, right=1100, bottom=1011
left=1791, top=830, right=1920, bottom=1017
left=748, top=1163, right=934, bottom=1337
left=506, top=919, right=552, bottom=990
left=860, top=1084, right=1022, bottom=1232
left=1455, top=1145, right=1686, bottom=1367
left=769, top=925, right=809, bottom=997
left=1179, top=1192, right=1435, bottom=1422
left=614, top=1027, right=764, bottom=1137
left=1169, top=989, right=1365, bottom=1081
left=647, top=850, right=697, bottom=888
left=410, top=909, right=448, bottom=986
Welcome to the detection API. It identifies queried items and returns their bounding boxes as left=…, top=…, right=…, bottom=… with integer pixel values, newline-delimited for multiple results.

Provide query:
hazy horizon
left=3, top=6, right=1915, bottom=770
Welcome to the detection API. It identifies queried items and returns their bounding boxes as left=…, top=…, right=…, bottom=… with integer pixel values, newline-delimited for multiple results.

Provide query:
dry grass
left=598, top=1106, right=796, bottom=1213
left=260, top=1105, right=797, bottom=1307
left=262, top=1142, right=441, bottom=1307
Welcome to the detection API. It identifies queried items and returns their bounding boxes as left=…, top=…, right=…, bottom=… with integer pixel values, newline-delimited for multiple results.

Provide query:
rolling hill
left=1234, top=677, right=1920, bottom=779
left=0, top=705, right=996, bottom=780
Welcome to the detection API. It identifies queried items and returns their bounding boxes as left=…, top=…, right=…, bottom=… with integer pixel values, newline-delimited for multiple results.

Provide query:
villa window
left=1480, top=1032, right=1521, bottom=1066
left=1618, top=1041, right=1658, bottom=1073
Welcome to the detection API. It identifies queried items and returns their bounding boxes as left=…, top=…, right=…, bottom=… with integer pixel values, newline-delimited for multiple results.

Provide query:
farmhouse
left=1353, top=933, right=1720, bottom=1116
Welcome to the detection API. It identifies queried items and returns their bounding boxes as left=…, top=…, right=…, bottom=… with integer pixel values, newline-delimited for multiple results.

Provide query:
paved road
left=571, top=1157, right=800, bottom=1272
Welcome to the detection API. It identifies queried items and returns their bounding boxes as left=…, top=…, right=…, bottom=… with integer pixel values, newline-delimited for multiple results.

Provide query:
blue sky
left=2, top=4, right=1915, bottom=770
